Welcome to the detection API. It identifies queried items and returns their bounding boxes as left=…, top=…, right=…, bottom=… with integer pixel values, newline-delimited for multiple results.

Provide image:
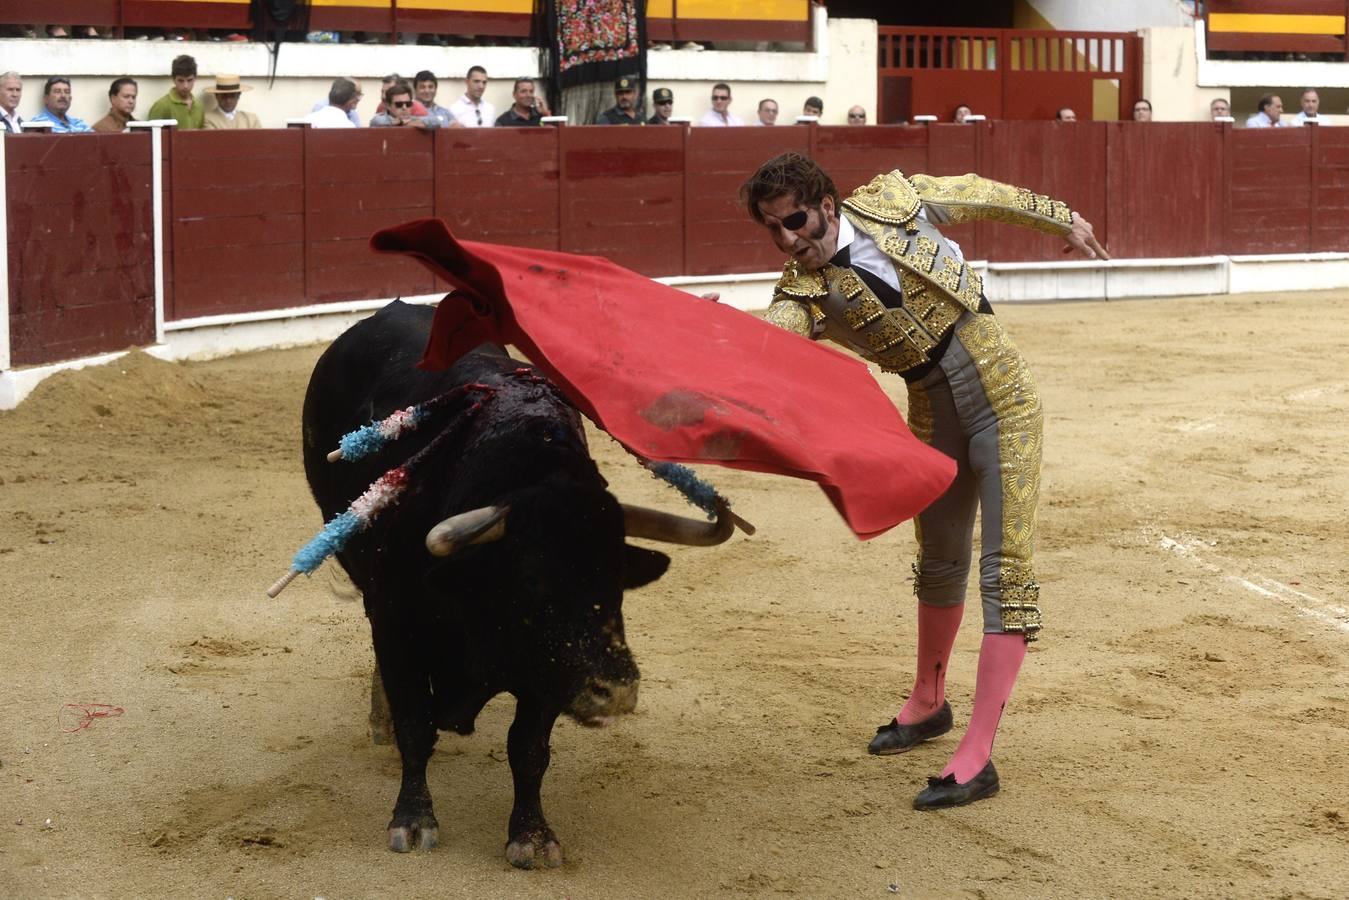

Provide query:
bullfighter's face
left=757, top=192, right=840, bottom=272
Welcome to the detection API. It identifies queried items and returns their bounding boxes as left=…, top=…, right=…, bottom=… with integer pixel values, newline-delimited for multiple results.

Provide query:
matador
left=738, top=152, right=1107, bottom=809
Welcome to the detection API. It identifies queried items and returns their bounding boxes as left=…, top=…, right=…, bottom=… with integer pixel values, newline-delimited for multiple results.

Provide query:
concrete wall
left=1016, top=0, right=1194, bottom=31
left=1140, top=26, right=1227, bottom=121
left=0, top=12, right=877, bottom=128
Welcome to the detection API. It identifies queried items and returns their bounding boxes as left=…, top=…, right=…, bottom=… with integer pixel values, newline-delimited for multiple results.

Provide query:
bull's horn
left=425, top=505, right=510, bottom=557
left=622, top=500, right=754, bottom=546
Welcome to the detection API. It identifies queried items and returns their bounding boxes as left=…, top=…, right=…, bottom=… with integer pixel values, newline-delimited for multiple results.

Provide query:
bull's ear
left=623, top=545, right=670, bottom=589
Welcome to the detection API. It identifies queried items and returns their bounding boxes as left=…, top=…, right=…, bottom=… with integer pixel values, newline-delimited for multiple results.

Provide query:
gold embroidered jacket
left=763, top=171, right=1074, bottom=375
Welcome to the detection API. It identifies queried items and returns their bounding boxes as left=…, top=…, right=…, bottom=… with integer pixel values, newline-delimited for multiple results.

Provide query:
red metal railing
left=877, top=26, right=1142, bottom=124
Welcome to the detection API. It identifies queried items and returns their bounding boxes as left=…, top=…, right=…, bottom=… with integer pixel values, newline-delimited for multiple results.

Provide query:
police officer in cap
left=648, top=87, right=674, bottom=125
left=596, top=76, right=643, bottom=125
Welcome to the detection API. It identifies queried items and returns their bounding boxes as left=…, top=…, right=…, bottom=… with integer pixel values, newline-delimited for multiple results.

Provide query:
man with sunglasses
left=740, top=152, right=1106, bottom=811
left=698, top=83, right=743, bottom=127
left=370, top=82, right=442, bottom=130
left=647, top=87, right=675, bottom=125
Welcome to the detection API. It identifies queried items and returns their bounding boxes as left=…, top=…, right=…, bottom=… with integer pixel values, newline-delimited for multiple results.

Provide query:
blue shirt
left=30, top=107, right=94, bottom=133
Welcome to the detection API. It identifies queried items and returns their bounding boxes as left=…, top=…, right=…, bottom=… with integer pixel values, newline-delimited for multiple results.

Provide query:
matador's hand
left=1063, top=211, right=1110, bottom=260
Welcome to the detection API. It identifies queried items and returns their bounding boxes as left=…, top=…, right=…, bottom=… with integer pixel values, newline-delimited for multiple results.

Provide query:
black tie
left=832, top=244, right=905, bottom=310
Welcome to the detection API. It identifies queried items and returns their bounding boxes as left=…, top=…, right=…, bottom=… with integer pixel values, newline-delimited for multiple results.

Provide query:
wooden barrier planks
left=5, top=134, right=155, bottom=366
left=304, top=128, right=437, bottom=302
left=1227, top=128, right=1313, bottom=255
left=435, top=127, right=561, bottom=251
left=559, top=126, right=686, bottom=276
left=170, top=129, right=304, bottom=318
left=683, top=126, right=810, bottom=277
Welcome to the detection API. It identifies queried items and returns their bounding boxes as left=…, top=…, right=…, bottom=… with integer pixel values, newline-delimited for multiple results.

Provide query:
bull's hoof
left=387, top=818, right=439, bottom=852
left=505, top=829, right=563, bottom=869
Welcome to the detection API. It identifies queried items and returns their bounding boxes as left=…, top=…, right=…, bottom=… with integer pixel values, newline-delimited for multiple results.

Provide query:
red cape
left=370, top=219, right=955, bottom=539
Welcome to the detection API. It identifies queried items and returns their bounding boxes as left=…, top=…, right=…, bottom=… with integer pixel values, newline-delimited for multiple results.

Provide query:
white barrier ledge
left=1228, top=252, right=1349, bottom=294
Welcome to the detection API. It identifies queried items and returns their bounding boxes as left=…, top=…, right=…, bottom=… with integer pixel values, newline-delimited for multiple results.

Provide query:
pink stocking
left=941, top=632, right=1027, bottom=783
left=896, top=602, right=964, bottom=724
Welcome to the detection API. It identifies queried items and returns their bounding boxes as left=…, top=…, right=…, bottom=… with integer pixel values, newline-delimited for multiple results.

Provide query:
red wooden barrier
left=1226, top=128, right=1313, bottom=255
left=684, top=127, right=810, bottom=277
left=14, top=122, right=1349, bottom=369
left=558, top=126, right=686, bottom=274
left=169, top=129, right=303, bottom=319
left=5, top=134, right=155, bottom=366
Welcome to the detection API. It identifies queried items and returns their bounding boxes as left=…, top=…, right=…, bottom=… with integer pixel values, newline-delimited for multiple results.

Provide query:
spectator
left=596, top=76, right=642, bottom=125
left=847, top=105, right=867, bottom=125
left=1210, top=97, right=1231, bottom=120
left=370, top=82, right=441, bottom=130
left=496, top=78, right=548, bottom=126
left=953, top=104, right=972, bottom=123
left=203, top=75, right=261, bottom=129
left=413, top=70, right=455, bottom=128
left=375, top=74, right=428, bottom=117
left=312, top=77, right=364, bottom=126
left=803, top=96, right=823, bottom=118
left=449, top=66, right=496, bottom=127
left=148, top=55, right=205, bottom=129
left=1246, top=94, right=1287, bottom=128
left=1055, top=107, right=1077, bottom=122
left=303, top=78, right=361, bottom=128
left=647, top=87, right=674, bottom=125
left=1132, top=98, right=1153, bottom=122
left=30, top=77, right=93, bottom=133
left=92, top=77, right=138, bottom=133
left=0, top=72, right=23, bottom=133
left=755, top=98, right=779, bottom=126
left=699, top=83, right=742, bottom=127
left=1293, top=89, right=1321, bottom=125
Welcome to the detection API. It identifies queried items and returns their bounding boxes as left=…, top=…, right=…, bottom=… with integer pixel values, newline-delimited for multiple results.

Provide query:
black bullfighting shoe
left=866, top=701, right=954, bottom=755
left=912, top=760, right=1000, bottom=810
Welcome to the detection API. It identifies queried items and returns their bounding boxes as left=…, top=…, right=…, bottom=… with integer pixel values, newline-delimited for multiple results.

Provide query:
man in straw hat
left=203, top=74, right=261, bottom=130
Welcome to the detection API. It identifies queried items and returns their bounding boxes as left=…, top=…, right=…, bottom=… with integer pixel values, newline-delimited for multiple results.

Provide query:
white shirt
left=304, top=105, right=357, bottom=128
left=1293, top=111, right=1325, bottom=126
left=699, top=109, right=744, bottom=127
left=448, top=94, right=496, bottom=127
left=834, top=209, right=964, bottom=295
left=0, top=106, right=21, bottom=133
left=1245, top=111, right=1288, bottom=128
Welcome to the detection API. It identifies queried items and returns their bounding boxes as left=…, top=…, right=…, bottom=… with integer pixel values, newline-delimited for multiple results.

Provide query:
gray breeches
left=905, top=313, right=1043, bottom=639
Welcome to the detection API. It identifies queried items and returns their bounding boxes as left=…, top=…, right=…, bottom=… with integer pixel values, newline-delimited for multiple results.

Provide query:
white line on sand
left=1149, top=530, right=1348, bottom=634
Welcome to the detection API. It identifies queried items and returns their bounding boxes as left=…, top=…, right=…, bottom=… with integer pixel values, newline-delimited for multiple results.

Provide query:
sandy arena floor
left=1, top=291, right=1346, bottom=899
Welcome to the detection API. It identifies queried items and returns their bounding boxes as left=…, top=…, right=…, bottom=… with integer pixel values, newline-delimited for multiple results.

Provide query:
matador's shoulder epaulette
left=842, top=170, right=923, bottom=226
left=774, top=258, right=829, bottom=299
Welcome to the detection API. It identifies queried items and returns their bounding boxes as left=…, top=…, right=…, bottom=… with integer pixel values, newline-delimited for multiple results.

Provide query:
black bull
left=301, top=300, right=736, bottom=867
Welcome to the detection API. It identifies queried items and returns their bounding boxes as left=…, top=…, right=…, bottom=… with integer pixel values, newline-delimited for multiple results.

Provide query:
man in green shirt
left=147, top=55, right=204, bottom=129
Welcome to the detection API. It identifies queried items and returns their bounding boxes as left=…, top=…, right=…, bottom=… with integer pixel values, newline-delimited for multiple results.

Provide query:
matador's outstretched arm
left=910, top=173, right=1108, bottom=259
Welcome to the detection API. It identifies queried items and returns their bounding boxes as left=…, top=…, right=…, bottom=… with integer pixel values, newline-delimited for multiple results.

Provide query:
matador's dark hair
left=739, top=152, right=839, bottom=225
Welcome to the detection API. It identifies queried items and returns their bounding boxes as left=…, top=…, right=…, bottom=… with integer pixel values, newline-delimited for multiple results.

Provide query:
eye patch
left=779, top=210, right=809, bottom=231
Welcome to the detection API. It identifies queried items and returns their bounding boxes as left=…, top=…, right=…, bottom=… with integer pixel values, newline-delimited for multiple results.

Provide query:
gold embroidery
left=842, top=171, right=922, bottom=225
left=932, top=257, right=963, bottom=294
left=956, top=314, right=1044, bottom=640
left=908, top=173, right=1074, bottom=237
left=762, top=298, right=813, bottom=337
left=865, top=317, right=905, bottom=353
left=808, top=301, right=827, bottom=323
left=911, top=236, right=939, bottom=272
left=880, top=233, right=909, bottom=259
left=836, top=270, right=865, bottom=300
left=906, top=287, right=961, bottom=338
left=774, top=260, right=828, bottom=299
left=842, top=293, right=886, bottom=330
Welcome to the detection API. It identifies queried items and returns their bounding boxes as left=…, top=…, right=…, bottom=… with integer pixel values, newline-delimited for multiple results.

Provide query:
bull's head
left=423, top=492, right=747, bottom=726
